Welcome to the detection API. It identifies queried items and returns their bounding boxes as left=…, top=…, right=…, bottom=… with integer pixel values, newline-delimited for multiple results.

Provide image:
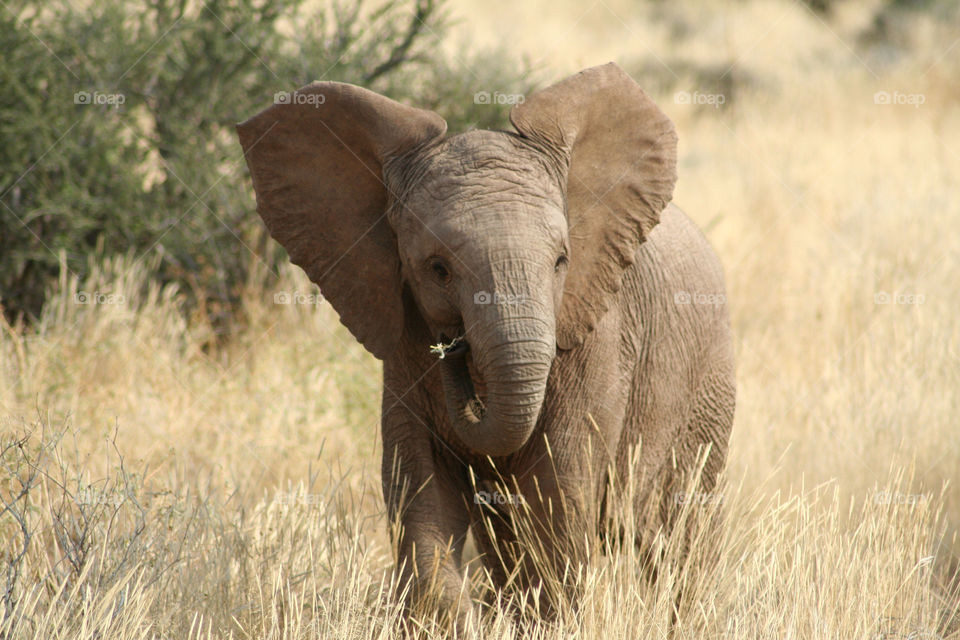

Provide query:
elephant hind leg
left=612, top=347, right=735, bottom=589
left=657, top=356, right=736, bottom=626
left=671, top=352, right=736, bottom=512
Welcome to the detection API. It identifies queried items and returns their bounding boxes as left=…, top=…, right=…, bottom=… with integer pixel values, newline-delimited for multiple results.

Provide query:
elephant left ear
left=510, top=62, right=678, bottom=350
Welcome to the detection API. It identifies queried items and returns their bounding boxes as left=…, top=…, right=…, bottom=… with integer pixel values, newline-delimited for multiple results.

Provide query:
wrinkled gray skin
left=237, top=63, right=735, bottom=627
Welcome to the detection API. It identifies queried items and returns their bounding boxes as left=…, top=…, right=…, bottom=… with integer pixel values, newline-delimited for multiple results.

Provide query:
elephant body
left=379, top=202, right=733, bottom=614
left=237, top=63, right=735, bottom=625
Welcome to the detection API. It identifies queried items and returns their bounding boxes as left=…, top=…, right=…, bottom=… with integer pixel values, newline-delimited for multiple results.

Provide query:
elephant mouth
left=438, top=332, right=488, bottom=420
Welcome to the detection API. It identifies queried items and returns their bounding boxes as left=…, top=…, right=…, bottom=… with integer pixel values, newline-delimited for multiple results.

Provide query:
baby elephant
left=237, top=63, right=735, bottom=626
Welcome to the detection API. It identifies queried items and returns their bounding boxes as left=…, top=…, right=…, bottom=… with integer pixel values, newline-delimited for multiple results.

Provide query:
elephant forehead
left=404, top=174, right=565, bottom=237
left=411, top=131, right=563, bottom=203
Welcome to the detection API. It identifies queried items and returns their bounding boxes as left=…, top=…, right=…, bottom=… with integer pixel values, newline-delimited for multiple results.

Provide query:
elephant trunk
left=439, top=318, right=554, bottom=457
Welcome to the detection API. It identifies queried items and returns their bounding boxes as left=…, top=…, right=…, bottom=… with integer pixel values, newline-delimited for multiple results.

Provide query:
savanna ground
left=2, top=0, right=959, bottom=637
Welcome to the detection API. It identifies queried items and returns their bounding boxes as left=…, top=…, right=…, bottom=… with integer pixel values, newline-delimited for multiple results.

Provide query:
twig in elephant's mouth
left=430, top=333, right=467, bottom=359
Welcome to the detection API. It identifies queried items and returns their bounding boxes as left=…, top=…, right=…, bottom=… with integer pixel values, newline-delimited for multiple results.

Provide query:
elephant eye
left=555, top=253, right=568, bottom=273
left=429, top=258, right=451, bottom=283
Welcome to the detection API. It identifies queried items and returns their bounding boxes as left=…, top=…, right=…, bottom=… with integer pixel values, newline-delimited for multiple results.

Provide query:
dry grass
left=2, top=0, right=960, bottom=637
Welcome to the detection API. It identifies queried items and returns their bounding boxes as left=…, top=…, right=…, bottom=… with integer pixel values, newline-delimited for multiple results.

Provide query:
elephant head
left=237, top=63, right=677, bottom=457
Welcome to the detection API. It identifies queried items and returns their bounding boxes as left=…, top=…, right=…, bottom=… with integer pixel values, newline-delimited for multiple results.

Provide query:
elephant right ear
left=510, top=63, right=677, bottom=350
left=237, top=83, right=446, bottom=359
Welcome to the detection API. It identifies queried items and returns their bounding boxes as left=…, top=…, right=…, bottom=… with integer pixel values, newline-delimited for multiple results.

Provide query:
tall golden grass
left=2, top=0, right=959, bottom=637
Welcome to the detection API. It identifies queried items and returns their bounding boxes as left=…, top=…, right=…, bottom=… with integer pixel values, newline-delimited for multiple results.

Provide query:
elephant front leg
left=468, top=415, right=618, bottom=619
left=479, top=321, right=626, bottom=618
left=469, top=473, right=588, bottom=620
left=381, top=429, right=472, bottom=629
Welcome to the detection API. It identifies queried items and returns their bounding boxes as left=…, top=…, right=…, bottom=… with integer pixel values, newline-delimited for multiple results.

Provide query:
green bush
left=0, top=0, right=532, bottom=329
